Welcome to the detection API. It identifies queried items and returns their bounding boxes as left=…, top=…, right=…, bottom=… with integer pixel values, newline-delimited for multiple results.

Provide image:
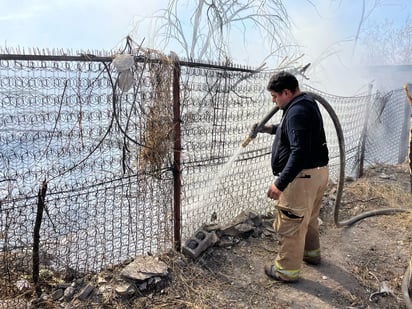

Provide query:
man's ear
left=284, top=89, right=292, bottom=97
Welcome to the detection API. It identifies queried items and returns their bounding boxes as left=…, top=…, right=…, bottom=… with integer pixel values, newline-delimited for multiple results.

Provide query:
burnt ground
left=136, top=163, right=412, bottom=309
left=1, top=163, right=411, bottom=309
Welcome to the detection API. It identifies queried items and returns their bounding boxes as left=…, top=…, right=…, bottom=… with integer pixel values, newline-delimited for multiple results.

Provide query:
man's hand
left=249, top=123, right=260, bottom=139
left=250, top=123, right=272, bottom=138
left=267, top=183, right=282, bottom=200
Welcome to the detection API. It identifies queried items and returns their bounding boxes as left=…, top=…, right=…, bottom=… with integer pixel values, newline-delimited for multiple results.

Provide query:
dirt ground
left=137, top=163, right=412, bottom=309
left=1, top=163, right=411, bottom=309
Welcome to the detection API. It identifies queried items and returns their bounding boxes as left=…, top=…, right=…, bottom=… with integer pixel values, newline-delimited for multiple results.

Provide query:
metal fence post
left=357, top=84, right=374, bottom=178
left=171, top=53, right=182, bottom=250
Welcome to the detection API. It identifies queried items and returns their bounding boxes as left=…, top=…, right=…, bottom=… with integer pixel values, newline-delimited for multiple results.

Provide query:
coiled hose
left=403, top=265, right=412, bottom=309
left=305, top=92, right=410, bottom=226
left=308, top=92, right=412, bottom=308
left=244, top=92, right=411, bottom=306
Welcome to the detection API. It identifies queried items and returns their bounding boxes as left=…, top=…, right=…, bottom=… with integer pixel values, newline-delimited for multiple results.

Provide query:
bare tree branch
left=359, top=17, right=412, bottom=64
left=141, top=0, right=295, bottom=64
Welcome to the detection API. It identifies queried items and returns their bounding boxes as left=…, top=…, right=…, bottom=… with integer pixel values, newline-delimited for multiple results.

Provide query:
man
left=255, top=71, right=329, bottom=282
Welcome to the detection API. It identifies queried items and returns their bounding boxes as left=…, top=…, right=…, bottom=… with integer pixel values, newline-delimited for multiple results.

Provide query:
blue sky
left=0, top=0, right=166, bottom=51
left=1, top=0, right=410, bottom=52
left=1, top=0, right=410, bottom=94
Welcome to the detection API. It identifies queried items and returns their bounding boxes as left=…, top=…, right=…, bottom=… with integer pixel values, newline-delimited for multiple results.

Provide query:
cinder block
left=182, top=229, right=217, bottom=259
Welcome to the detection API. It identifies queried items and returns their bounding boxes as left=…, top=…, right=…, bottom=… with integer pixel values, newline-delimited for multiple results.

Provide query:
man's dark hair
left=267, top=71, right=299, bottom=93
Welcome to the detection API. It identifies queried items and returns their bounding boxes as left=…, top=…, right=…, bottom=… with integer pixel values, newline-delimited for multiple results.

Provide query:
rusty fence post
left=171, top=53, right=182, bottom=251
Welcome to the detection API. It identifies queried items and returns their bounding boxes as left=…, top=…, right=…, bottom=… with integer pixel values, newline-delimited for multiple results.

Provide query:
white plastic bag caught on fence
left=113, top=54, right=135, bottom=92
left=118, top=70, right=134, bottom=92
left=112, top=54, right=134, bottom=72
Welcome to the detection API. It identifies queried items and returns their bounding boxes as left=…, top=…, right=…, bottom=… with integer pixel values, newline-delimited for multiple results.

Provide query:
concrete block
left=182, top=229, right=217, bottom=259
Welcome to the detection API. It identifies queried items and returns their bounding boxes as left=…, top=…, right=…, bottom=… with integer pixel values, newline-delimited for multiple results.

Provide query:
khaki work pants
left=274, top=166, right=329, bottom=271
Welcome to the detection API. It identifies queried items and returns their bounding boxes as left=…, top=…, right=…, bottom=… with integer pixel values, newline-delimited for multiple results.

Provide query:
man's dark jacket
left=271, top=92, right=329, bottom=191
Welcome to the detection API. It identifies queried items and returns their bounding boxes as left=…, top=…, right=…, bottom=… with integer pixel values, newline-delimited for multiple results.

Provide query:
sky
left=1, top=0, right=411, bottom=94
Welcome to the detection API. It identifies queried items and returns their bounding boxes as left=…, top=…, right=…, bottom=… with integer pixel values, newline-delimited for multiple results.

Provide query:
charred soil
left=140, top=163, right=412, bottom=309
left=1, top=163, right=411, bottom=309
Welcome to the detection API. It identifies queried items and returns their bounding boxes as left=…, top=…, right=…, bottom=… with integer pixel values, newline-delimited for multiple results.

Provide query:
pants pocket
left=275, top=207, right=304, bottom=236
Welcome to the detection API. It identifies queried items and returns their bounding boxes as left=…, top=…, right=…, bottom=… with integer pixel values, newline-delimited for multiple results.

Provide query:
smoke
left=278, top=1, right=368, bottom=95
left=278, top=0, right=412, bottom=95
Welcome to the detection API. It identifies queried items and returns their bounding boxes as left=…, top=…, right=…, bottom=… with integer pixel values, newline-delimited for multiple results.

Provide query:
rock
left=217, top=236, right=240, bottom=247
left=139, top=281, right=148, bottom=291
left=115, top=281, right=136, bottom=297
left=56, top=283, right=71, bottom=289
left=120, top=255, right=168, bottom=281
left=15, top=279, right=31, bottom=290
left=220, top=211, right=262, bottom=237
left=235, top=223, right=254, bottom=233
left=379, top=173, right=392, bottom=179
left=63, top=286, right=76, bottom=302
left=230, top=210, right=261, bottom=226
left=76, top=284, right=95, bottom=301
left=51, top=288, right=64, bottom=301
left=148, top=276, right=162, bottom=287
left=96, top=275, right=108, bottom=285
left=97, top=284, right=113, bottom=300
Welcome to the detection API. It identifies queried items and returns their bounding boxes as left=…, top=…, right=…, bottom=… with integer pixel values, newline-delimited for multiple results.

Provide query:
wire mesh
left=0, top=50, right=175, bottom=296
left=0, top=48, right=410, bottom=301
left=365, top=88, right=411, bottom=166
left=179, top=68, right=277, bottom=238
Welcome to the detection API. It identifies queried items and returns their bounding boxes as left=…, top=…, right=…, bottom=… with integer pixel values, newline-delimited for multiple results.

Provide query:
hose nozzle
left=241, top=105, right=280, bottom=148
left=241, top=135, right=253, bottom=147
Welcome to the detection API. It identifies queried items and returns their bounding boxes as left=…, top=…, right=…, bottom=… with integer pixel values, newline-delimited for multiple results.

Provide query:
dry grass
left=138, top=50, right=174, bottom=173
left=1, top=163, right=411, bottom=308
left=334, top=164, right=412, bottom=308
left=133, top=252, right=230, bottom=309
left=343, top=177, right=410, bottom=211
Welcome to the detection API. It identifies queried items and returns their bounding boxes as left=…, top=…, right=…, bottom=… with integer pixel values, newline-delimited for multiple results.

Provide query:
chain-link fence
left=0, top=48, right=410, bottom=298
